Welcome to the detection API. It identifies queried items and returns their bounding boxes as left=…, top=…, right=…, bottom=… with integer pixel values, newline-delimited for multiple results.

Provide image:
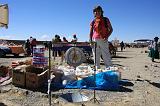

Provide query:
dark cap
left=154, top=37, right=159, bottom=42
left=93, top=5, right=103, bottom=13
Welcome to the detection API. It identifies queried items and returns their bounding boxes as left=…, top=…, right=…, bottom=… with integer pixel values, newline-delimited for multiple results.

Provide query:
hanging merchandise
left=32, top=47, right=48, bottom=68
left=65, top=47, right=86, bottom=68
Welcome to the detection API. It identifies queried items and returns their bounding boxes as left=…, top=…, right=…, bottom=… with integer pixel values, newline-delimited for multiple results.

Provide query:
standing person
left=71, top=34, right=78, bottom=43
left=63, top=37, right=68, bottom=43
left=52, top=35, right=62, bottom=58
left=149, top=37, right=159, bottom=62
left=43, top=41, right=48, bottom=50
left=62, top=37, right=68, bottom=62
left=120, top=41, right=125, bottom=51
left=57, top=35, right=62, bottom=56
left=29, top=36, right=33, bottom=55
left=25, top=39, right=31, bottom=56
left=89, top=6, right=113, bottom=69
left=30, top=37, right=37, bottom=56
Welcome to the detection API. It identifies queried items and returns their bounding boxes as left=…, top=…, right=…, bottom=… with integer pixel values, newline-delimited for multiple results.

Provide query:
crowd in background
left=24, top=35, right=160, bottom=63
left=52, top=34, right=78, bottom=58
left=52, top=34, right=78, bottom=44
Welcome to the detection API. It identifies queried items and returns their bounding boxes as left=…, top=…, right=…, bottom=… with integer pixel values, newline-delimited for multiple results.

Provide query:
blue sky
left=0, top=0, right=160, bottom=43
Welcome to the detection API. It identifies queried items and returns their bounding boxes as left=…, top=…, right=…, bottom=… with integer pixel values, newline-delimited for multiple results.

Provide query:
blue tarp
left=50, top=70, right=121, bottom=90
left=65, top=71, right=120, bottom=90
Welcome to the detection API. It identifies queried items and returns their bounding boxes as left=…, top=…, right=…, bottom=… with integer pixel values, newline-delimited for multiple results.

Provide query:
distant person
left=43, top=41, right=48, bottom=50
left=30, top=38, right=37, bottom=56
left=29, top=36, right=33, bottom=42
left=52, top=35, right=59, bottom=57
left=29, top=36, right=33, bottom=55
left=149, top=37, right=159, bottom=62
left=53, top=35, right=61, bottom=43
left=25, top=39, right=31, bottom=56
left=89, top=5, right=113, bottom=69
left=52, top=35, right=62, bottom=57
left=120, top=41, right=125, bottom=51
left=63, top=37, right=68, bottom=43
left=57, top=35, right=62, bottom=56
left=71, top=34, right=78, bottom=43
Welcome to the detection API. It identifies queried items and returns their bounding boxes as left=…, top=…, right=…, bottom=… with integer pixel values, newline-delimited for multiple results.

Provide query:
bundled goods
left=11, top=61, right=19, bottom=68
left=13, top=65, right=29, bottom=72
left=75, top=65, right=93, bottom=77
left=58, top=65, right=77, bottom=85
left=103, top=66, right=122, bottom=81
left=18, top=59, right=32, bottom=65
left=11, top=59, right=32, bottom=68
left=32, top=47, right=48, bottom=68
left=50, top=68, right=64, bottom=84
left=0, top=65, right=12, bottom=84
left=0, top=65, right=12, bottom=77
left=25, top=59, right=32, bottom=65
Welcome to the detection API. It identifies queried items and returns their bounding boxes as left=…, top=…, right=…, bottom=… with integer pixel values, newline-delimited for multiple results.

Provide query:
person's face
left=94, top=10, right=102, bottom=18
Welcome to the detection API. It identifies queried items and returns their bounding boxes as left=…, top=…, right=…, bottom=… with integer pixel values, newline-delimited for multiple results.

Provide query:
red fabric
left=91, top=17, right=110, bottom=39
left=31, top=39, right=37, bottom=46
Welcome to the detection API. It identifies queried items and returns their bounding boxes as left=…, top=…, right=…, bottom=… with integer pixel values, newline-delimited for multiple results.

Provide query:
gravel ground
left=0, top=47, right=160, bottom=106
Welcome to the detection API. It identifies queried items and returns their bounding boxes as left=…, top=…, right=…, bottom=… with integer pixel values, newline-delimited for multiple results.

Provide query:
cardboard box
left=26, top=66, right=48, bottom=89
left=12, top=67, right=26, bottom=87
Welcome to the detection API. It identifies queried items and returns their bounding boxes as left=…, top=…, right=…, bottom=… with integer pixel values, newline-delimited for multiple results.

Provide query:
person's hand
left=102, top=38, right=105, bottom=40
left=89, top=39, right=94, bottom=46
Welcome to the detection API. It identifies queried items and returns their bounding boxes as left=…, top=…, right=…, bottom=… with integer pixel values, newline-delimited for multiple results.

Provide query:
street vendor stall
left=52, top=42, right=92, bottom=53
left=52, top=42, right=116, bottom=60
left=52, top=42, right=92, bottom=61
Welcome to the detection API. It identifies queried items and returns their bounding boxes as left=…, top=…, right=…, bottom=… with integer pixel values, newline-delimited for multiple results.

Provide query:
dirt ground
left=0, top=47, right=160, bottom=106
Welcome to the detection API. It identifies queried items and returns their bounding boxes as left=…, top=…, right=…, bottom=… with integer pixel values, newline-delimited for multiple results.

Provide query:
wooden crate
left=12, top=69, right=25, bottom=87
left=26, top=68, right=48, bottom=89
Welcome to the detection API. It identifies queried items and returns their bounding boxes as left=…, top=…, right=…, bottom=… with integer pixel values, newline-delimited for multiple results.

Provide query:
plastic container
left=104, top=70, right=120, bottom=83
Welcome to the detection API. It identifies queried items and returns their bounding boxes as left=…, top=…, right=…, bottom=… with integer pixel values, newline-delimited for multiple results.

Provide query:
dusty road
left=0, top=47, right=160, bottom=106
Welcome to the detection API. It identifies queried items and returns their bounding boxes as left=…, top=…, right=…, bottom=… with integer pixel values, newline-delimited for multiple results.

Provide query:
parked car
left=0, top=45, right=12, bottom=57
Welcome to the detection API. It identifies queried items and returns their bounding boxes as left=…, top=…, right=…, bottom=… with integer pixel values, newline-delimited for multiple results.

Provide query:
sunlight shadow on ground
left=0, top=102, right=7, bottom=106
left=135, top=79, right=160, bottom=89
left=112, top=64, right=125, bottom=67
left=112, top=55, right=132, bottom=58
left=146, top=80, right=160, bottom=89
left=149, top=82, right=160, bottom=88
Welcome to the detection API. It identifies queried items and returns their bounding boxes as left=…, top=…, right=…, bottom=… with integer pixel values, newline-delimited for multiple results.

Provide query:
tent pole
left=48, top=41, right=52, bottom=106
